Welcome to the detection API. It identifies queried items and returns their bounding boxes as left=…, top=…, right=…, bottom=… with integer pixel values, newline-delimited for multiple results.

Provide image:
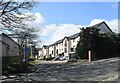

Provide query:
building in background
left=40, top=21, right=113, bottom=60
left=40, top=45, right=49, bottom=59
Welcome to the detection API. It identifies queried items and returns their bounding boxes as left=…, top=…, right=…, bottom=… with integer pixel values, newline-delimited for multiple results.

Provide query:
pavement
left=1, top=57, right=120, bottom=82
left=35, top=60, right=68, bottom=64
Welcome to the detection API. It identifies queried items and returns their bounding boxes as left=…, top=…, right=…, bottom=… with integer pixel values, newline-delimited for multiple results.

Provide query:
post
left=23, top=46, right=26, bottom=61
left=31, top=45, right=32, bottom=57
left=88, top=50, right=91, bottom=62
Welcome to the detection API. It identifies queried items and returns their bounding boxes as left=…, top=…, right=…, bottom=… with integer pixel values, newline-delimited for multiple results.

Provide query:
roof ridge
left=92, top=21, right=105, bottom=27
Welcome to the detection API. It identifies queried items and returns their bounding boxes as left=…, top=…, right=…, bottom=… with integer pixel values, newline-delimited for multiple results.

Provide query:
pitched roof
left=68, top=33, right=79, bottom=40
left=91, top=21, right=113, bottom=33
left=51, top=39, right=63, bottom=45
left=49, top=33, right=79, bottom=46
left=1, top=33, right=20, bottom=47
left=42, top=45, right=49, bottom=49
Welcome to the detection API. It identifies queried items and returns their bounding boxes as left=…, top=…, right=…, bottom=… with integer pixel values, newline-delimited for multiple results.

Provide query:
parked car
left=54, top=55, right=66, bottom=61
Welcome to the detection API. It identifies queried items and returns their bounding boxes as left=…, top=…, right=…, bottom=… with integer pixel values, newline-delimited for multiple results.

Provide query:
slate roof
left=68, top=33, right=79, bottom=40
left=42, top=45, right=49, bottom=49
left=92, top=21, right=105, bottom=27
left=49, top=33, right=79, bottom=46
left=0, top=33, right=20, bottom=47
left=91, top=21, right=113, bottom=33
left=51, top=39, right=63, bottom=45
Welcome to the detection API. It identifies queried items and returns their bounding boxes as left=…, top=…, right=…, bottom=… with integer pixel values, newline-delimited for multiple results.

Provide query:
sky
left=29, top=2, right=118, bottom=47
left=2, top=2, right=118, bottom=47
left=32, top=2, right=118, bottom=25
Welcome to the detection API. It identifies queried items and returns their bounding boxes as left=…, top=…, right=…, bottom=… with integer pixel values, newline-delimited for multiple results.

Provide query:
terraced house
left=39, top=21, right=113, bottom=60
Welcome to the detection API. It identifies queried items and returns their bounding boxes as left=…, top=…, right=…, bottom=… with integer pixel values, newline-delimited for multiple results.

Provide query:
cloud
left=41, top=24, right=57, bottom=37
left=34, top=12, right=45, bottom=24
left=40, top=19, right=118, bottom=46
left=3, top=12, right=117, bottom=47
left=25, top=12, right=45, bottom=30
left=40, top=24, right=84, bottom=45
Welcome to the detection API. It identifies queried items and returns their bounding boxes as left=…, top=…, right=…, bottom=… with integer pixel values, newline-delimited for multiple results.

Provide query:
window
left=56, top=49, right=58, bottom=54
left=64, top=40, right=67, bottom=47
left=74, top=48, right=76, bottom=52
left=52, top=51, right=53, bottom=54
left=65, top=48, right=67, bottom=53
left=71, top=48, right=74, bottom=52
left=73, top=39, right=75, bottom=42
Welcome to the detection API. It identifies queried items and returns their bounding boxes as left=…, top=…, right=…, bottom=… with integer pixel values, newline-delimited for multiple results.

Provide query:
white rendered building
left=40, top=21, right=113, bottom=60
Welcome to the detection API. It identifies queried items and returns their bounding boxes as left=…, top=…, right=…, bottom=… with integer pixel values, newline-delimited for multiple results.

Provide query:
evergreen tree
left=76, top=27, right=120, bottom=60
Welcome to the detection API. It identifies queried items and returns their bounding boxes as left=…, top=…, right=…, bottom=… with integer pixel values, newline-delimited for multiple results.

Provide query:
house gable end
left=92, top=21, right=113, bottom=33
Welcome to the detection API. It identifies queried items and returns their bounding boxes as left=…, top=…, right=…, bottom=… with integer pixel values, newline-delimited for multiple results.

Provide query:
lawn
left=26, top=60, right=40, bottom=65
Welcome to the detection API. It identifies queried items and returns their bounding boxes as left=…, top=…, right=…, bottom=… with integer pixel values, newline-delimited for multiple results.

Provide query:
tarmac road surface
left=1, top=57, right=120, bottom=82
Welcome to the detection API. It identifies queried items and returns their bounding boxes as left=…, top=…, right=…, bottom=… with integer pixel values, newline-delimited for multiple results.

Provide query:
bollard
left=88, top=50, right=91, bottom=62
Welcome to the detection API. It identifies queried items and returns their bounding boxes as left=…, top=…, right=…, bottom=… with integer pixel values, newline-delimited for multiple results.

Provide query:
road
left=1, top=57, right=120, bottom=82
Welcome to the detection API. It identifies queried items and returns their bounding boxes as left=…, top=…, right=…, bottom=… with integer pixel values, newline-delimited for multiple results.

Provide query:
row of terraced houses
left=39, top=21, right=113, bottom=60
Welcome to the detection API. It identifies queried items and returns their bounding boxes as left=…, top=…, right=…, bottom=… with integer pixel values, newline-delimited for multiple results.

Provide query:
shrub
left=2, top=55, right=24, bottom=75
left=46, top=57, right=54, bottom=61
left=68, top=59, right=77, bottom=62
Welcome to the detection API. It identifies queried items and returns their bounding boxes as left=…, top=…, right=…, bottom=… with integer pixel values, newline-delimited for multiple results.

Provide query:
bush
left=46, top=57, right=54, bottom=61
left=2, top=55, right=24, bottom=75
left=68, top=59, right=77, bottom=62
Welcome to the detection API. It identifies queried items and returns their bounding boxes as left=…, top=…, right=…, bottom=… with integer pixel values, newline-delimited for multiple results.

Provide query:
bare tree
left=0, top=0, right=39, bottom=46
left=0, top=0, right=36, bottom=30
left=0, top=0, right=41, bottom=60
